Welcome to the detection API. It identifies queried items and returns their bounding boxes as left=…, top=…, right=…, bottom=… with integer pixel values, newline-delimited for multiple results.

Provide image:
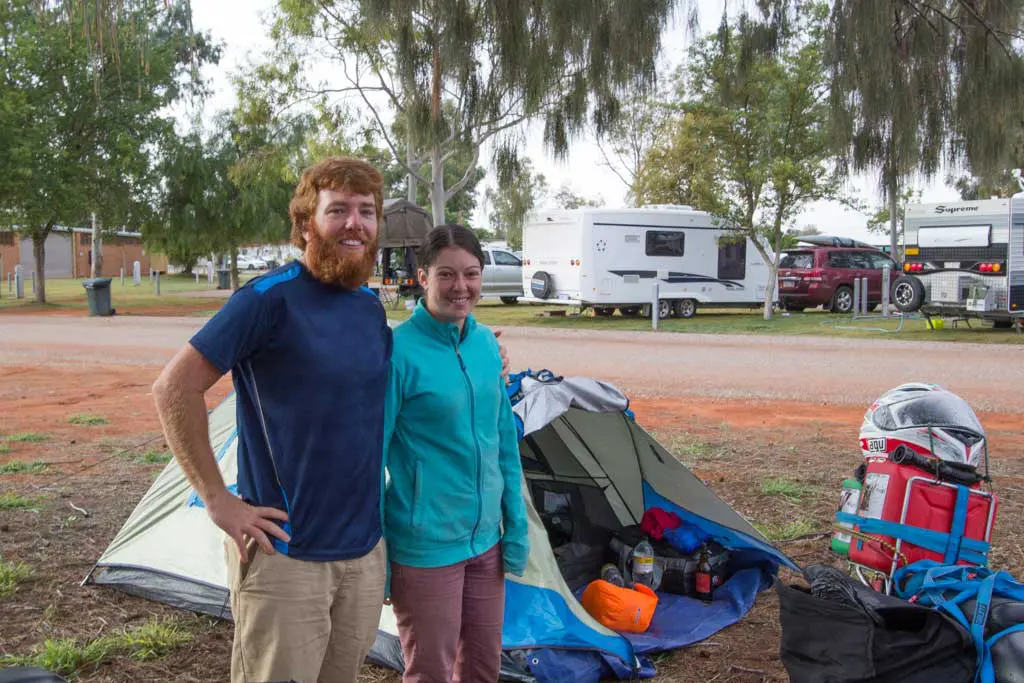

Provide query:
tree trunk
left=429, top=36, right=445, bottom=226
left=230, top=249, right=240, bottom=290
left=888, top=173, right=900, bottom=260
left=90, top=212, right=103, bottom=278
left=406, top=125, right=418, bottom=203
left=748, top=235, right=777, bottom=321
left=430, top=144, right=446, bottom=226
left=32, top=232, right=47, bottom=304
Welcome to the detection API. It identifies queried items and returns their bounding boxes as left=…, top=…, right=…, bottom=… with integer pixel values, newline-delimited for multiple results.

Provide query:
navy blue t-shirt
left=190, top=261, right=391, bottom=561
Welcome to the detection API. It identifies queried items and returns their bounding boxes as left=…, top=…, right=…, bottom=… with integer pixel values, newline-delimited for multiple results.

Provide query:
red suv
left=777, top=247, right=898, bottom=313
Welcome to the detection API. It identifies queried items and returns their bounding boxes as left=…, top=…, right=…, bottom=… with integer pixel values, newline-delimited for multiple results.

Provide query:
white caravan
left=520, top=206, right=772, bottom=318
left=897, top=197, right=1024, bottom=326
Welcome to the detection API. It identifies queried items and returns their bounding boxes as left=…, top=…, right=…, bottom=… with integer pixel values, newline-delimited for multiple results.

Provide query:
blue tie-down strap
left=893, top=561, right=1024, bottom=683
left=834, top=510, right=991, bottom=567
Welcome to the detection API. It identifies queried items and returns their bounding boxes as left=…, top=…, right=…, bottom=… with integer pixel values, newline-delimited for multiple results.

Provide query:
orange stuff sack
left=580, top=579, right=659, bottom=633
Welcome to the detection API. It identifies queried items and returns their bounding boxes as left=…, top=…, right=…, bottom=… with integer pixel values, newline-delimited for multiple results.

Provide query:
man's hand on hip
left=207, top=491, right=290, bottom=560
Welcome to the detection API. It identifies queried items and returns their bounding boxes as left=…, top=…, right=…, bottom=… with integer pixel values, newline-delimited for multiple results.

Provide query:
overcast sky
left=184, top=0, right=964, bottom=244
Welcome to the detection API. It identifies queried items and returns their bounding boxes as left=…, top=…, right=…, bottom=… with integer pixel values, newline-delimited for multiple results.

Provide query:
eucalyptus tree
left=724, top=1, right=1024, bottom=257
left=274, top=0, right=685, bottom=226
left=635, top=7, right=846, bottom=320
left=0, top=0, right=215, bottom=303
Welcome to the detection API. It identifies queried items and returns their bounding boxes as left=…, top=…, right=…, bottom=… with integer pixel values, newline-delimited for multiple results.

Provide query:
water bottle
left=600, top=563, right=626, bottom=587
left=631, top=537, right=656, bottom=589
left=695, top=544, right=713, bottom=602
left=831, top=478, right=862, bottom=557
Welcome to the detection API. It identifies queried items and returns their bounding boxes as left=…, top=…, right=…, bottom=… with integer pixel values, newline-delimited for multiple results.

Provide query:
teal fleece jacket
left=383, top=301, right=529, bottom=575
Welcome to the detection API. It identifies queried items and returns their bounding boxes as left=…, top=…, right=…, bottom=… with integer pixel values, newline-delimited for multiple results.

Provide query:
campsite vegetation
left=135, top=450, right=173, bottom=465
left=66, top=415, right=109, bottom=427
left=4, top=433, right=48, bottom=443
left=0, top=559, right=33, bottom=599
left=0, top=493, right=42, bottom=510
left=753, top=519, right=817, bottom=542
left=760, top=477, right=815, bottom=503
left=0, top=617, right=195, bottom=677
left=0, top=443, right=8, bottom=455
left=0, top=460, right=49, bottom=475
left=635, top=5, right=846, bottom=322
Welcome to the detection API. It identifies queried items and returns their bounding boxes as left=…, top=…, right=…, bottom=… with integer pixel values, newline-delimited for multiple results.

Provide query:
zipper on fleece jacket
left=454, top=340, right=484, bottom=557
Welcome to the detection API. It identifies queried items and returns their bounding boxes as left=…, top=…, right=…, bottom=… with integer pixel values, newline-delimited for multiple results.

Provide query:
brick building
left=0, top=228, right=165, bottom=280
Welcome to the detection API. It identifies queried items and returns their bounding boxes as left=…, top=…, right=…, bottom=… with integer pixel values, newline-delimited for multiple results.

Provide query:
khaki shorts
left=225, top=538, right=386, bottom=683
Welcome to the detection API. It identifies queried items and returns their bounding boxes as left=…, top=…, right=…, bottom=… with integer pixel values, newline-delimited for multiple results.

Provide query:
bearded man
left=152, top=157, right=392, bottom=683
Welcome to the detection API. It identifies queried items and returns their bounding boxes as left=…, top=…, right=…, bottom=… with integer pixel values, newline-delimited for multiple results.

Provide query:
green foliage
left=0, top=560, right=33, bottom=599
left=636, top=7, right=845, bottom=319
left=865, top=187, right=922, bottom=236
left=0, top=493, right=42, bottom=510
left=135, top=449, right=173, bottom=465
left=0, top=460, right=49, bottom=475
left=0, top=617, right=193, bottom=676
left=274, top=0, right=679, bottom=225
left=723, top=1, right=1024, bottom=253
left=485, top=158, right=547, bottom=249
left=760, top=477, right=814, bottom=502
left=752, top=518, right=816, bottom=542
left=4, top=433, right=48, bottom=443
left=67, top=414, right=108, bottom=426
left=552, top=186, right=604, bottom=210
left=0, top=0, right=219, bottom=303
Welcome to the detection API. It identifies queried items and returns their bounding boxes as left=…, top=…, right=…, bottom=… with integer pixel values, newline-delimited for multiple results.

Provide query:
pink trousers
left=390, top=543, right=505, bottom=683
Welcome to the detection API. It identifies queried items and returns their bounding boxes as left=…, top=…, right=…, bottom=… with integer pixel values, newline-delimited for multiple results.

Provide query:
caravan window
left=645, top=230, right=685, bottom=257
left=718, top=240, right=746, bottom=280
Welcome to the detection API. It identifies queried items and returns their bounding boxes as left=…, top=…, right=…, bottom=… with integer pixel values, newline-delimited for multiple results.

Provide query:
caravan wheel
left=892, top=275, right=925, bottom=313
left=674, top=298, right=698, bottom=319
left=657, top=299, right=673, bottom=319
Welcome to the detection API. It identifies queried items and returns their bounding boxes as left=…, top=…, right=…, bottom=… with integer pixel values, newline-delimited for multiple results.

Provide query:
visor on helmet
left=887, top=392, right=984, bottom=436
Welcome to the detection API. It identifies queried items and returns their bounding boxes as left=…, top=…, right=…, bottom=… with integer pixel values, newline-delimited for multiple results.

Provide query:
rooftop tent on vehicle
left=86, top=372, right=796, bottom=683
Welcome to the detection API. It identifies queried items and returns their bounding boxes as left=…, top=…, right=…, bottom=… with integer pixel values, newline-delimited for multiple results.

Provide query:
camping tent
left=87, top=372, right=795, bottom=682
left=380, top=199, right=432, bottom=248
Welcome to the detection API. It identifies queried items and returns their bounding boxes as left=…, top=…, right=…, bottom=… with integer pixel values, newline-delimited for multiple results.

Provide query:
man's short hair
left=289, top=157, right=385, bottom=249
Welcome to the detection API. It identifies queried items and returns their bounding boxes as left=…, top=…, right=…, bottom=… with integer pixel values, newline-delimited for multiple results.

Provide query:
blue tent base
left=522, top=566, right=772, bottom=682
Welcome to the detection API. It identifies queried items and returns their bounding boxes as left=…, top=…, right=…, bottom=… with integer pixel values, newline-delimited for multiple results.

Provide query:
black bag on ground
left=777, top=565, right=976, bottom=683
left=0, top=668, right=68, bottom=683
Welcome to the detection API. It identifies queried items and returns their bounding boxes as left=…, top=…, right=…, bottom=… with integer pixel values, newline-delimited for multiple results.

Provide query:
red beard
left=305, top=226, right=378, bottom=289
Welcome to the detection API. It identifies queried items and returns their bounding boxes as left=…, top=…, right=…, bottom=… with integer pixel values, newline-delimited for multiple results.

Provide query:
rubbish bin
left=82, top=278, right=114, bottom=317
left=217, top=268, right=231, bottom=290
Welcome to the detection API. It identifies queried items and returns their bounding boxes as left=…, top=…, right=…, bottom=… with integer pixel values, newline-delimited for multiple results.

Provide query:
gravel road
left=3, top=315, right=1022, bottom=413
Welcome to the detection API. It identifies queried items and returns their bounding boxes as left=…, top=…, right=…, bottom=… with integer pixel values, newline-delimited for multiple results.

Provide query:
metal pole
left=651, top=283, right=660, bottom=330
left=30, top=271, right=35, bottom=294
left=133, top=261, right=141, bottom=286
left=155, top=271, right=161, bottom=296
left=882, top=266, right=891, bottom=318
left=15, top=265, right=24, bottom=299
left=861, top=277, right=868, bottom=316
left=852, top=278, right=860, bottom=317
left=120, top=267, right=124, bottom=287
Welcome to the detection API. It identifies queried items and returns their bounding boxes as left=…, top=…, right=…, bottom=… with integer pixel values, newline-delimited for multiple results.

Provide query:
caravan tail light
left=904, top=263, right=925, bottom=272
left=978, top=263, right=1002, bottom=273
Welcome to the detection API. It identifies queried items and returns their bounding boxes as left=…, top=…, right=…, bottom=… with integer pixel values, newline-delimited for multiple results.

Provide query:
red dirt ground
left=3, top=314, right=1023, bottom=682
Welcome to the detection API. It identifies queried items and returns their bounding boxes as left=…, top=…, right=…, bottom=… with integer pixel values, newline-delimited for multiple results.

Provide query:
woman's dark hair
left=418, top=224, right=485, bottom=270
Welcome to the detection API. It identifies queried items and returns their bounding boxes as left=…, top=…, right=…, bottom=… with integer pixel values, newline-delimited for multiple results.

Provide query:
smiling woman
left=416, top=225, right=487, bottom=330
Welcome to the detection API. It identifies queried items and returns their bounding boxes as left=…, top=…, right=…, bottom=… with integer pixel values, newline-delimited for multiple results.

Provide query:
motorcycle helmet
left=859, top=383, right=986, bottom=467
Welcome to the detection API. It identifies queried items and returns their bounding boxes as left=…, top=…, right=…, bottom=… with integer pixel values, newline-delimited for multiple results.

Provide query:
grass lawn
left=0, top=273, right=255, bottom=314
left=4, top=275, right=1022, bottom=343
left=383, top=298, right=1024, bottom=344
